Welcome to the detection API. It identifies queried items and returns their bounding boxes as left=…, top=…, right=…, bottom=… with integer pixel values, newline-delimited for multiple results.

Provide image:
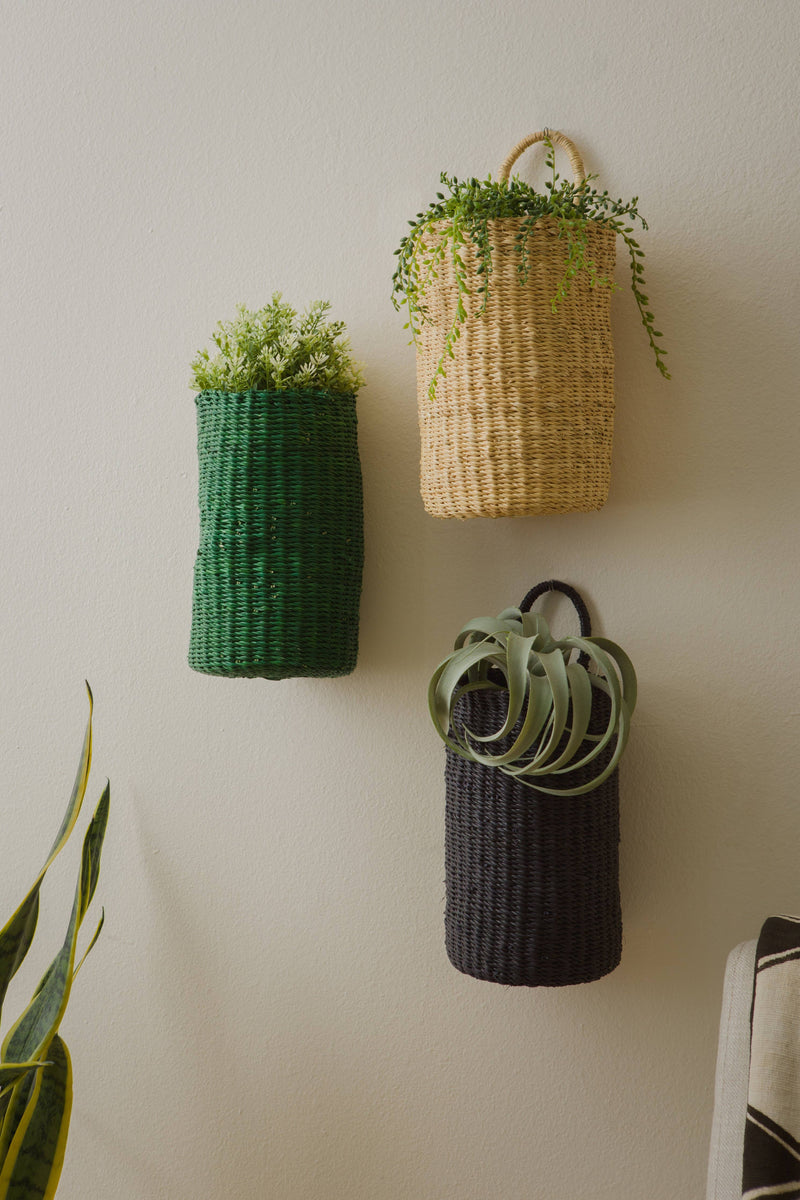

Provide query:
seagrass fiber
left=417, top=130, right=617, bottom=519
left=418, top=216, right=615, bottom=519
left=189, top=390, right=363, bottom=679
left=444, top=688, right=622, bottom=987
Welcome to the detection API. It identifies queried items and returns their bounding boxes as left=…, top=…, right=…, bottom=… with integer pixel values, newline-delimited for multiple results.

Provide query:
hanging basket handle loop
left=519, top=579, right=592, bottom=667
left=498, top=129, right=586, bottom=187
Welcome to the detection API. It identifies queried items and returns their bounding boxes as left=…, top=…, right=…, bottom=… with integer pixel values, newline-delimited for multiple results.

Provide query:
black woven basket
left=444, top=580, right=622, bottom=987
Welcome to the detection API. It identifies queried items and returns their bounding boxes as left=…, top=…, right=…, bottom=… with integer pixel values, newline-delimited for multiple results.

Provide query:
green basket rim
left=194, top=387, right=357, bottom=404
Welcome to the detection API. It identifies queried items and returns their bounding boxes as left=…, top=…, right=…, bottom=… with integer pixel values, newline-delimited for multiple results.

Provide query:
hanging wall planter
left=428, top=580, right=637, bottom=986
left=188, top=297, right=365, bottom=679
left=393, top=129, right=669, bottom=519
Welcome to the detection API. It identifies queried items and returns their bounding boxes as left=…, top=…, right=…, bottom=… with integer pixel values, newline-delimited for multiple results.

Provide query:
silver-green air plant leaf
left=428, top=609, right=636, bottom=797
left=0, top=685, right=109, bottom=1200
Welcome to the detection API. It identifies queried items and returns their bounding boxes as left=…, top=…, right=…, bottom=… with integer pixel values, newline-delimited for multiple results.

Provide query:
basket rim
left=194, top=387, right=357, bottom=404
left=419, top=213, right=618, bottom=239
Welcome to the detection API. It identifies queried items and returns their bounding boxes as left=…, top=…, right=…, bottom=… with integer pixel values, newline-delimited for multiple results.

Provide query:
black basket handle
left=519, top=580, right=592, bottom=667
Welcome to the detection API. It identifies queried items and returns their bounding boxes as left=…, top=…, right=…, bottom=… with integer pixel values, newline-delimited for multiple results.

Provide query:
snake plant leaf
left=0, top=686, right=93, bottom=1027
left=0, top=1065, right=48, bottom=1108
left=0, top=1072, right=35, bottom=1175
left=0, top=784, right=108, bottom=1177
left=0, top=1065, right=49, bottom=1098
left=2, top=783, right=109, bottom=1070
left=78, top=786, right=109, bottom=924
left=27, top=911, right=104, bottom=1045
left=0, top=1036, right=72, bottom=1200
left=42, top=686, right=94, bottom=869
left=31, top=908, right=103, bottom=1011
left=72, top=912, right=104, bottom=980
left=0, top=899, right=39, bottom=1041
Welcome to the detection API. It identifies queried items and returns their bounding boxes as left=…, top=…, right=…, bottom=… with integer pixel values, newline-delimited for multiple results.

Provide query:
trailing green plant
left=393, top=137, right=669, bottom=398
left=0, top=684, right=109, bottom=1199
left=190, top=294, right=365, bottom=396
left=428, top=606, right=637, bottom=796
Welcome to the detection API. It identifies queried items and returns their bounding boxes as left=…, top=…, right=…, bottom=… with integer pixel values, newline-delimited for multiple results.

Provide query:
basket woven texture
left=189, top=390, right=363, bottom=679
left=417, top=130, right=616, bottom=520
left=444, top=581, right=622, bottom=986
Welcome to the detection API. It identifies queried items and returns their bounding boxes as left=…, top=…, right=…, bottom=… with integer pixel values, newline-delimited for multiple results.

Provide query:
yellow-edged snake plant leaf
left=2, top=783, right=109, bottom=1066
left=0, top=686, right=93, bottom=1027
left=0, top=1065, right=49, bottom=1099
left=428, top=607, right=636, bottom=797
left=0, top=783, right=109, bottom=1176
left=72, top=912, right=104, bottom=981
left=0, top=1036, right=71, bottom=1200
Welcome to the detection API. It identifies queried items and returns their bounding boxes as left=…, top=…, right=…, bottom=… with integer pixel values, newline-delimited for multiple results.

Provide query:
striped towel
left=743, top=916, right=800, bottom=1199
left=707, top=940, right=757, bottom=1200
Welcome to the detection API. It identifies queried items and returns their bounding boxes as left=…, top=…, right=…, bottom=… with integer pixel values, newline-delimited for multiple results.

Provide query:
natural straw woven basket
left=444, top=581, right=622, bottom=987
left=189, top=389, right=364, bottom=679
left=417, top=130, right=616, bottom=519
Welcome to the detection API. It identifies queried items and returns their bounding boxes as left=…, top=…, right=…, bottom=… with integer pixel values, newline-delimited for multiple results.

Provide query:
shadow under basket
left=444, top=686, right=622, bottom=987
left=189, top=389, right=364, bottom=679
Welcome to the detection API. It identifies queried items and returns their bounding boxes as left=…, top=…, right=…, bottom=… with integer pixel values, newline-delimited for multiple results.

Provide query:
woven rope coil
left=189, top=390, right=364, bottom=679
left=443, top=581, right=622, bottom=986
left=417, top=130, right=616, bottom=519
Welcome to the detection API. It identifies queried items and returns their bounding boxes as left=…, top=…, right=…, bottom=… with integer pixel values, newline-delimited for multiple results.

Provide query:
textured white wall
left=2, top=1, right=799, bottom=1197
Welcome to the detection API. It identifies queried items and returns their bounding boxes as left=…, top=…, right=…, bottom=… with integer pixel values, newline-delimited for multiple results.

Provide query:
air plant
left=0, top=684, right=109, bottom=1199
left=428, top=606, right=637, bottom=796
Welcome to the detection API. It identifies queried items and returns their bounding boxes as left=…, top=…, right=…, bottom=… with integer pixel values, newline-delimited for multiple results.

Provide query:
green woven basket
left=189, top=389, right=364, bottom=679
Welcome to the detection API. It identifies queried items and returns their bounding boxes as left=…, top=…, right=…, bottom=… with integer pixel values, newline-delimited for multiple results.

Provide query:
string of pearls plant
left=393, top=137, right=669, bottom=398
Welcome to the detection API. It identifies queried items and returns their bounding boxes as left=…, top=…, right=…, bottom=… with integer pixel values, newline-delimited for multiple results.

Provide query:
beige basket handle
left=498, top=129, right=586, bottom=186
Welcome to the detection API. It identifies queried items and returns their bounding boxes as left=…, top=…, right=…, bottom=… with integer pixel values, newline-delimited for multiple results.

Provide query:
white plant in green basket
left=428, top=607, right=637, bottom=796
left=190, top=294, right=365, bottom=396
